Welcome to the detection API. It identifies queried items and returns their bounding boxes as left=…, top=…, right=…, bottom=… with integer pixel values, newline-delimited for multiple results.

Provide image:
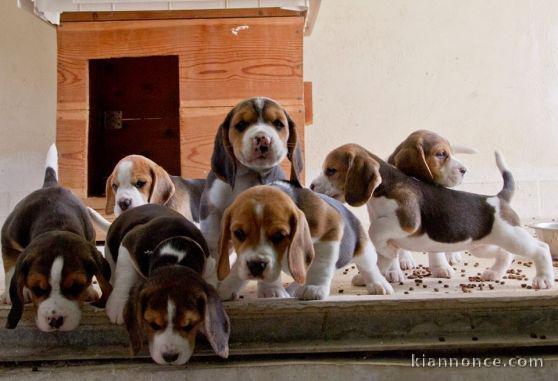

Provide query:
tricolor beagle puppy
left=2, top=144, right=111, bottom=331
left=217, top=184, right=393, bottom=301
left=386, top=130, right=477, bottom=280
left=103, top=204, right=229, bottom=365
left=199, top=97, right=303, bottom=260
left=97, top=155, right=205, bottom=222
left=311, top=144, right=554, bottom=289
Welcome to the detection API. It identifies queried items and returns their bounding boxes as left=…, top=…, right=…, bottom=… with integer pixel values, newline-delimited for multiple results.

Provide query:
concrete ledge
left=1, top=294, right=558, bottom=362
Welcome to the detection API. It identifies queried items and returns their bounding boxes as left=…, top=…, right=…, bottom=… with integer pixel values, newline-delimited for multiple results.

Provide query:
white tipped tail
left=45, top=143, right=58, bottom=179
left=494, top=151, right=509, bottom=173
left=451, top=145, right=479, bottom=154
left=87, top=207, right=111, bottom=232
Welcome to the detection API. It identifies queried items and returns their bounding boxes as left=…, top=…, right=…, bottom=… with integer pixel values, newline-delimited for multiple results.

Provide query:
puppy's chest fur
left=272, top=182, right=366, bottom=268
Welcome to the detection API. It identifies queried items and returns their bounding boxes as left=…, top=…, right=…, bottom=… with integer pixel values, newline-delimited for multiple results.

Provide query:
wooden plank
left=304, top=81, right=313, bottom=125
left=56, top=110, right=88, bottom=198
left=60, top=8, right=306, bottom=23
left=1, top=294, right=558, bottom=362
left=57, top=17, right=304, bottom=110
left=180, top=106, right=305, bottom=182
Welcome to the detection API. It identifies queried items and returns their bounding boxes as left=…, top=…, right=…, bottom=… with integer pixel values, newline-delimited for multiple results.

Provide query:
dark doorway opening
left=88, top=55, right=180, bottom=197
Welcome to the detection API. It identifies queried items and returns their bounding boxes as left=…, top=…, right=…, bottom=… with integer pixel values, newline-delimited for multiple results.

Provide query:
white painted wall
left=1, top=0, right=558, bottom=226
left=304, top=0, right=558, bottom=222
left=0, top=2, right=56, bottom=224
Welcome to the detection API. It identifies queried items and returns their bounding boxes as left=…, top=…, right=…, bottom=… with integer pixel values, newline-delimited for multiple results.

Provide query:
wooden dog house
left=32, top=0, right=319, bottom=204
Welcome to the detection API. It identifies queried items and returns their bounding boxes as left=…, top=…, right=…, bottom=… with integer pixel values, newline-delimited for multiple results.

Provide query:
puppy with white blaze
left=311, top=144, right=554, bottom=290
left=2, top=144, right=112, bottom=332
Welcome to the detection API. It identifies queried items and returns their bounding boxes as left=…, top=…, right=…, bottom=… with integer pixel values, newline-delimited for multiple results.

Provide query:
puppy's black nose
left=118, top=198, right=132, bottom=211
left=49, top=316, right=64, bottom=329
left=247, top=260, right=267, bottom=277
left=162, top=352, right=179, bottom=363
left=459, top=167, right=467, bottom=175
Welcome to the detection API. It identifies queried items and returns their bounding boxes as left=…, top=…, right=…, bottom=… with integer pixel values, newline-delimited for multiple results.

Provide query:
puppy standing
left=2, top=145, right=111, bottom=331
left=311, top=144, right=554, bottom=289
left=104, top=204, right=229, bottom=365
left=386, top=130, right=476, bottom=280
left=199, top=97, right=303, bottom=260
left=217, top=185, right=393, bottom=301
left=89, top=155, right=206, bottom=230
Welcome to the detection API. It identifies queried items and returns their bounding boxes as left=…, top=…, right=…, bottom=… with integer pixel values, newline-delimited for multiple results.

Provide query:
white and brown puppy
left=2, top=145, right=111, bottom=331
left=199, top=97, right=303, bottom=260
left=100, top=155, right=205, bottom=221
left=104, top=204, right=229, bottom=365
left=387, top=130, right=477, bottom=278
left=217, top=184, right=393, bottom=301
left=311, top=144, right=554, bottom=289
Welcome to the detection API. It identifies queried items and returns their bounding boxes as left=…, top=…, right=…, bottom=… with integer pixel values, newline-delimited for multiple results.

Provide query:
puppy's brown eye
left=436, top=151, right=447, bottom=159
left=234, top=229, right=246, bottom=242
left=270, top=231, right=287, bottom=244
left=112, top=183, right=118, bottom=191
left=273, top=119, right=285, bottom=129
left=181, top=323, right=194, bottom=332
left=325, top=168, right=337, bottom=176
left=149, top=322, right=162, bottom=331
left=32, top=286, right=48, bottom=298
left=235, top=121, right=248, bottom=132
left=135, top=180, right=146, bottom=189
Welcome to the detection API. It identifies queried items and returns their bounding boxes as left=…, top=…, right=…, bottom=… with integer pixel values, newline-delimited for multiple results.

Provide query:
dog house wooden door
left=88, top=55, right=181, bottom=197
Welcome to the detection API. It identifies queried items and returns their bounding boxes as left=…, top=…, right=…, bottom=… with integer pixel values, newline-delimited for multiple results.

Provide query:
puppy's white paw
left=385, top=268, right=405, bottom=283
left=446, top=252, right=462, bottom=265
left=295, top=285, right=329, bottom=300
left=431, top=264, right=455, bottom=279
left=286, top=282, right=301, bottom=296
left=532, top=275, right=554, bottom=290
left=105, top=294, right=126, bottom=325
left=257, top=285, right=290, bottom=299
left=366, top=281, right=394, bottom=295
left=481, top=269, right=504, bottom=282
left=399, top=253, right=416, bottom=270
left=217, top=285, right=239, bottom=301
left=351, top=274, right=365, bottom=287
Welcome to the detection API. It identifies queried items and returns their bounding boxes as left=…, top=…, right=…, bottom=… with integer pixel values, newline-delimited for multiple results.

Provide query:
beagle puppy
left=2, top=144, right=111, bottom=331
left=311, top=144, right=554, bottom=289
left=199, top=97, right=303, bottom=260
left=387, top=130, right=477, bottom=279
left=104, top=204, right=229, bottom=365
left=217, top=184, right=393, bottom=301
left=101, top=155, right=206, bottom=220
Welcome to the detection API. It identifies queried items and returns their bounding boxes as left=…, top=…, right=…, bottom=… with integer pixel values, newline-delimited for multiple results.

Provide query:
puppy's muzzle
left=247, top=259, right=269, bottom=277
left=162, top=352, right=180, bottom=364
left=48, top=315, right=65, bottom=329
left=118, top=198, right=132, bottom=211
left=253, top=135, right=272, bottom=156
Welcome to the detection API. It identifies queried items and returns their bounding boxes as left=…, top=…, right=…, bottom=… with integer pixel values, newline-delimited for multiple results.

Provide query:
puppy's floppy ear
left=85, top=245, right=113, bottom=308
left=149, top=163, right=175, bottom=205
left=286, top=113, right=304, bottom=187
left=287, top=208, right=315, bottom=284
left=217, top=206, right=233, bottom=281
left=105, top=172, right=116, bottom=215
left=344, top=153, right=382, bottom=207
left=211, top=109, right=237, bottom=187
left=6, top=252, right=32, bottom=329
left=390, top=140, right=434, bottom=182
left=202, top=285, right=230, bottom=358
left=124, top=281, right=147, bottom=355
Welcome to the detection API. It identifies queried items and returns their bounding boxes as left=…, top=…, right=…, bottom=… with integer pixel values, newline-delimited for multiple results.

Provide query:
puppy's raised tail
left=87, top=207, right=111, bottom=232
left=495, top=151, right=515, bottom=203
left=43, top=143, right=58, bottom=188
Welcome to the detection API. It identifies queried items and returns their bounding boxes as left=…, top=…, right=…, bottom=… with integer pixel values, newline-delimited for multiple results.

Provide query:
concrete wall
left=0, top=1, right=57, bottom=224
left=304, top=0, right=558, bottom=222
left=1, top=0, right=558, bottom=224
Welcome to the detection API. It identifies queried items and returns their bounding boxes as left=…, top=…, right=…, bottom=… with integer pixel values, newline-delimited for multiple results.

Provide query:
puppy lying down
left=217, top=183, right=393, bottom=301
left=311, top=144, right=554, bottom=289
